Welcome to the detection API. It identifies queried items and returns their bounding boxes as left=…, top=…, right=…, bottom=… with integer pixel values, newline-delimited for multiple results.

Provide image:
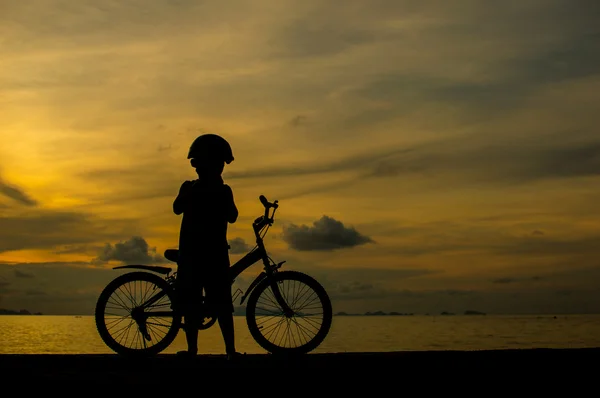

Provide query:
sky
left=1, top=0, right=599, bottom=315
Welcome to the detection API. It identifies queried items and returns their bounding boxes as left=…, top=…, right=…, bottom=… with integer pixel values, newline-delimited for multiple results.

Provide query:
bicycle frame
left=113, top=195, right=292, bottom=317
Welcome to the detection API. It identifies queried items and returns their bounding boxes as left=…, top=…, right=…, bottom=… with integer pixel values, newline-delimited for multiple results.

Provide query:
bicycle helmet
left=187, top=134, right=234, bottom=164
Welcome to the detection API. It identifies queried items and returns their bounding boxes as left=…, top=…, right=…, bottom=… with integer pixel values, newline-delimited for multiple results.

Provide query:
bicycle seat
left=164, top=249, right=179, bottom=263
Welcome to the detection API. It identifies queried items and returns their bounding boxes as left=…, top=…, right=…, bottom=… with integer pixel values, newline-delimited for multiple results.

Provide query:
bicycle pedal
left=139, top=325, right=152, bottom=341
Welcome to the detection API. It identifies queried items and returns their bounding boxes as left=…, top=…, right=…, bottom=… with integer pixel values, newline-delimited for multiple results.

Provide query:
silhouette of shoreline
left=335, top=310, right=487, bottom=316
left=0, top=308, right=43, bottom=315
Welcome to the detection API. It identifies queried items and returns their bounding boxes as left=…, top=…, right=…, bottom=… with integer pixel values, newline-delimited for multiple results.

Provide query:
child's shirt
left=173, top=175, right=238, bottom=266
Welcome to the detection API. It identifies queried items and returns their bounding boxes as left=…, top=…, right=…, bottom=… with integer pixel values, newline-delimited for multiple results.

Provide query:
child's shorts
left=176, top=263, right=233, bottom=315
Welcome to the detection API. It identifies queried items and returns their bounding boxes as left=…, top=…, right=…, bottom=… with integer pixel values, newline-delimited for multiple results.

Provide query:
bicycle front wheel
left=245, top=270, right=332, bottom=355
left=95, top=271, right=181, bottom=357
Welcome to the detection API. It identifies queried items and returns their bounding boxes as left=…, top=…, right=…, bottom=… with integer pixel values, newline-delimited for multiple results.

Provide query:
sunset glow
left=1, top=0, right=599, bottom=315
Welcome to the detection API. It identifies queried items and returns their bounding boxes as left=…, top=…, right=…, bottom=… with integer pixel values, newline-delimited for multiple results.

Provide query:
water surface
left=1, top=314, right=599, bottom=354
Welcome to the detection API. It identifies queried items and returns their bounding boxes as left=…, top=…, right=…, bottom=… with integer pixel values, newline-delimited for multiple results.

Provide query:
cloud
left=282, top=215, right=374, bottom=251
left=93, top=236, right=165, bottom=265
left=1, top=0, right=599, bottom=316
left=363, top=136, right=600, bottom=185
left=491, top=276, right=543, bottom=285
left=269, top=16, right=378, bottom=59
left=228, top=237, right=251, bottom=254
left=24, top=289, right=47, bottom=296
left=14, top=269, right=35, bottom=279
left=488, top=235, right=600, bottom=258
left=290, top=115, right=308, bottom=127
left=225, top=145, right=412, bottom=180
left=0, top=260, right=120, bottom=315
left=328, top=283, right=477, bottom=302
left=492, top=277, right=516, bottom=284
left=224, top=133, right=600, bottom=199
left=0, top=209, right=139, bottom=253
left=0, top=177, right=37, bottom=206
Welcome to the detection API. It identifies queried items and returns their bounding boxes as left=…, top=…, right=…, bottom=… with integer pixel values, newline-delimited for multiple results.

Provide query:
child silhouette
left=173, top=134, right=239, bottom=359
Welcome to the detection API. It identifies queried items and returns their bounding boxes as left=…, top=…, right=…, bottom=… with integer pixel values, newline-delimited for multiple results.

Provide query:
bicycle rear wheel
left=95, top=271, right=181, bottom=357
left=245, top=270, right=332, bottom=355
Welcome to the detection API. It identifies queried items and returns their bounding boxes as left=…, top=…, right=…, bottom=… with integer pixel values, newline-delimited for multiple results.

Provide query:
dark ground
left=1, top=348, right=598, bottom=390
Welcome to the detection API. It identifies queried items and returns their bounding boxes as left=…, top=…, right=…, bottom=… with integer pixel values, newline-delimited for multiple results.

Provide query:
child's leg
left=184, top=317, right=199, bottom=354
left=175, top=267, right=200, bottom=355
left=209, top=276, right=236, bottom=354
left=217, top=311, right=235, bottom=354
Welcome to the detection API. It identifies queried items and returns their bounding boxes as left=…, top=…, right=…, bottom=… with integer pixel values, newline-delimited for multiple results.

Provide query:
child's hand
left=173, top=180, right=195, bottom=215
left=179, top=180, right=195, bottom=194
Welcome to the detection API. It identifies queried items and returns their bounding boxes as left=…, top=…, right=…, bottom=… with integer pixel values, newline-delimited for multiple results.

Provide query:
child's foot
left=226, top=351, right=243, bottom=361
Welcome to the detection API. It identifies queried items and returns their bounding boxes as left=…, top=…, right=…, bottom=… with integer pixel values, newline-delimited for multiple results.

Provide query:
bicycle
left=95, top=195, right=333, bottom=357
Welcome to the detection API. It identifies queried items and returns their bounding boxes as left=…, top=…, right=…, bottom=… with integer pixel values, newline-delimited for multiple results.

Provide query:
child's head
left=190, top=156, right=224, bottom=178
left=187, top=134, right=234, bottom=178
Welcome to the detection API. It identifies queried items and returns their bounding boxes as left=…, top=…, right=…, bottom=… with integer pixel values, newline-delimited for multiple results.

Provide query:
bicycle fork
left=269, top=280, right=294, bottom=317
left=239, top=272, right=293, bottom=316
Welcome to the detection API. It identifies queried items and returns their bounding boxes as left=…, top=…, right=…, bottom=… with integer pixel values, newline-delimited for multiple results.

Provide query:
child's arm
left=173, top=181, right=194, bottom=215
left=223, top=185, right=238, bottom=223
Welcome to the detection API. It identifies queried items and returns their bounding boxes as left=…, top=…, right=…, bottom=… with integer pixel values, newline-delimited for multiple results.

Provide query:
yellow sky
left=1, top=0, right=600, bottom=315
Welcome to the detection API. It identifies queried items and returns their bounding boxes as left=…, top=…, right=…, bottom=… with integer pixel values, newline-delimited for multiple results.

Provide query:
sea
left=1, top=314, right=599, bottom=355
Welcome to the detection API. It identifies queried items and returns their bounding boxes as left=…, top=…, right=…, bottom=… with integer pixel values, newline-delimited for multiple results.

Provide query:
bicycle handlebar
left=254, top=195, right=279, bottom=232
left=259, top=195, right=270, bottom=208
left=259, top=195, right=278, bottom=208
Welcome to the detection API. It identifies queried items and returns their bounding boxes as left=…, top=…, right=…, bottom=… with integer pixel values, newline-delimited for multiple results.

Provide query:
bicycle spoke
left=266, top=316, right=289, bottom=346
left=110, top=288, right=133, bottom=312
left=252, top=276, right=328, bottom=350
left=112, top=318, right=136, bottom=346
left=100, top=276, right=178, bottom=352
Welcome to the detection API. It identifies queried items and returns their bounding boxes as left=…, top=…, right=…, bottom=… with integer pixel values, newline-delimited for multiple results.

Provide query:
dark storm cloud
left=282, top=215, right=374, bottom=251
left=0, top=209, right=139, bottom=253
left=94, top=236, right=165, bottom=265
left=0, top=177, right=37, bottom=206
left=228, top=237, right=251, bottom=254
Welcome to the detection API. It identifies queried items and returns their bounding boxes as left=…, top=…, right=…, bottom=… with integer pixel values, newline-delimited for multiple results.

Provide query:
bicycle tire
left=95, top=271, right=181, bottom=357
left=245, top=270, right=332, bottom=355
